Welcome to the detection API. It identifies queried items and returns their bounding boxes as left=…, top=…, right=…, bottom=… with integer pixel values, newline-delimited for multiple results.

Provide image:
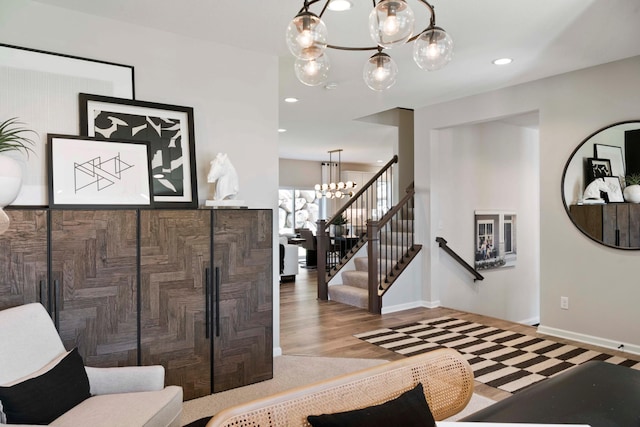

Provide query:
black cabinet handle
left=53, top=279, right=60, bottom=330
left=615, top=229, right=620, bottom=246
left=215, top=267, right=220, bottom=338
left=39, top=280, right=47, bottom=311
left=205, top=267, right=211, bottom=339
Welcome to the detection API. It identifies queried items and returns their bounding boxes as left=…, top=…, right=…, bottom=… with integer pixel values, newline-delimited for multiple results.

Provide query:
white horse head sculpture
left=207, top=153, right=239, bottom=201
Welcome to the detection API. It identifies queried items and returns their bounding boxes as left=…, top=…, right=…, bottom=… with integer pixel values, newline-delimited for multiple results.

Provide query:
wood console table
left=570, top=203, right=640, bottom=247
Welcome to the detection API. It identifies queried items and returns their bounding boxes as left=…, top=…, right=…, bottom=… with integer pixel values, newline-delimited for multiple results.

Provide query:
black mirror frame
left=561, top=120, right=640, bottom=250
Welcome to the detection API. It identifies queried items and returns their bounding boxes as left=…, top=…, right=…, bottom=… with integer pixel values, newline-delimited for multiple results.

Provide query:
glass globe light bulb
left=286, top=11, right=328, bottom=60
left=413, top=27, right=454, bottom=71
left=329, top=182, right=337, bottom=190
left=314, top=184, right=321, bottom=191
left=316, top=191, right=323, bottom=199
left=337, top=182, right=345, bottom=189
left=294, top=54, right=330, bottom=86
left=368, top=0, right=414, bottom=49
left=335, top=190, right=343, bottom=198
left=363, top=52, right=398, bottom=91
left=322, top=183, right=329, bottom=191
left=326, top=192, right=334, bottom=199
left=345, top=181, right=354, bottom=188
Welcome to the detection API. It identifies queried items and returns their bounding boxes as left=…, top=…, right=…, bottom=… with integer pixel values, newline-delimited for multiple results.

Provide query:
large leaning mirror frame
left=562, top=121, right=640, bottom=250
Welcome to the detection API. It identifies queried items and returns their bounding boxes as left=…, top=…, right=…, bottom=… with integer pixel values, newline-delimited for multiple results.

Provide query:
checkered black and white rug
left=355, top=316, right=640, bottom=394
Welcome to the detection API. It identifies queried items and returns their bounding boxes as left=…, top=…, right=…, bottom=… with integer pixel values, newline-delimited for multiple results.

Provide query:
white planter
left=623, top=184, right=640, bottom=203
left=0, top=154, right=23, bottom=207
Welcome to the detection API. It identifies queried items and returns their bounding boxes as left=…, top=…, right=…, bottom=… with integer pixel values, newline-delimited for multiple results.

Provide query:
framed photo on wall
left=48, top=134, right=153, bottom=209
left=474, top=210, right=517, bottom=271
left=586, top=157, right=612, bottom=183
left=0, top=43, right=135, bottom=206
left=79, top=93, right=198, bottom=208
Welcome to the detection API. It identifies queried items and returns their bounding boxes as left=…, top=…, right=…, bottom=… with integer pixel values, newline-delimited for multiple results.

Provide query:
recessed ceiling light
left=377, top=160, right=384, bottom=163
left=278, top=128, right=287, bottom=133
left=327, top=0, right=352, bottom=11
left=492, top=58, right=513, bottom=65
left=324, top=82, right=338, bottom=90
left=284, top=97, right=299, bottom=103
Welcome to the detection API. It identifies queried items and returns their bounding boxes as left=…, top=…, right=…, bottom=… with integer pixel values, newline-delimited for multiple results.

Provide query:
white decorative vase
left=0, top=155, right=23, bottom=234
left=623, top=184, right=640, bottom=204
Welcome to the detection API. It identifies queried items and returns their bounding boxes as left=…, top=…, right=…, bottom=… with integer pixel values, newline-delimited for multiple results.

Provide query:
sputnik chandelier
left=315, top=149, right=356, bottom=199
left=286, top=0, right=454, bottom=91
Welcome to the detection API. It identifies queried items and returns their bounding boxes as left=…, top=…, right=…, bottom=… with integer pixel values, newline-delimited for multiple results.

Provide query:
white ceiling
left=34, top=0, right=640, bottom=165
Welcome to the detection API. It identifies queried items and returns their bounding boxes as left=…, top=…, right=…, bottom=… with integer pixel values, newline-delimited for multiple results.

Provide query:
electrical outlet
left=560, top=296, right=569, bottom=310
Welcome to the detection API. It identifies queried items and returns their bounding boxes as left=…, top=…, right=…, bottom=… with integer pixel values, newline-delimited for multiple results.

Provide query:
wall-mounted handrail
left=435, top=237, right=484, bottom=282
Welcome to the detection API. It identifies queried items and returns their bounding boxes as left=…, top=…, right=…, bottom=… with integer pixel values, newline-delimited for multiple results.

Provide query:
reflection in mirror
left=562, top=121, right=640, bottom=249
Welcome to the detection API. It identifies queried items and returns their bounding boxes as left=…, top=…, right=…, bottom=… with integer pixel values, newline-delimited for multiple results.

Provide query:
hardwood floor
left=280, top=267, right=639, bottom=402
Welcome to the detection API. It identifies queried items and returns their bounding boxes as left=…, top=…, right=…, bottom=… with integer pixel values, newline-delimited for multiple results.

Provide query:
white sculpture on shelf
left=205, top=153, right=245, bottom=207
left=582, top=177, right=623, bottom=203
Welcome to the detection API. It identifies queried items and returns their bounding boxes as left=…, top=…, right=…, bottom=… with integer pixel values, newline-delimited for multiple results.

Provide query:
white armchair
left=0, top=303, right=182, bottom=427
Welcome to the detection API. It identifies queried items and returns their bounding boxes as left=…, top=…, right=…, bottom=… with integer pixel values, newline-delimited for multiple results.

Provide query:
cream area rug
left=181, top=355, right=495, bottom=426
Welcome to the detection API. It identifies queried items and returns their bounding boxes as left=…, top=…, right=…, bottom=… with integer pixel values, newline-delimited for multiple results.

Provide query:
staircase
left=316, top=157, right=422, bottom=314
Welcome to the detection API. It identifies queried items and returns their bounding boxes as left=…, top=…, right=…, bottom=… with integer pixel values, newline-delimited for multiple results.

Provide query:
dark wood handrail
left=435, top=237, right=484, bottom=282
left=326, top=155, right=398, bottom=226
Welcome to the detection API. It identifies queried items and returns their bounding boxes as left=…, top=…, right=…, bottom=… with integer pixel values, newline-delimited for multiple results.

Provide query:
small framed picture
left=48, top=134, right=154, bottom=209
left=79, top=93, right=198, bottom=209
left=586, top=158, right=612, bottom=183
left=602, top=176, right=624, bottom=202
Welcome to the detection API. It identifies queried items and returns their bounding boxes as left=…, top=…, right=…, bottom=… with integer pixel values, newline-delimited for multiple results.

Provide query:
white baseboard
left=517, top=316, right=540, bottom=326
left=537, top=325, right=640, bottom=356
left=273, top=346, right=283, bottom=357
left=381, top=299, right=440, bottom=314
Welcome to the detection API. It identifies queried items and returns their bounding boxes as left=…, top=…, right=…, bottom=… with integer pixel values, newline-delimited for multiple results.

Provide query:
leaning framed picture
left=48, top=134, right=154, bottom=209
left=602, top=176, right=624, bottom=202
left=586, top=157, right=612, bottom=183
left=0, top=43, right=135, bottom=206
left=594, top=143, right=625, bottom=181
left=79, top=93, right=198, bottom=209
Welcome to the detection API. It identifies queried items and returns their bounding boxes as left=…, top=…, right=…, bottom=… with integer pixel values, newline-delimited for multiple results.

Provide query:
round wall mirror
left=562, top=120, right=640, bottom=249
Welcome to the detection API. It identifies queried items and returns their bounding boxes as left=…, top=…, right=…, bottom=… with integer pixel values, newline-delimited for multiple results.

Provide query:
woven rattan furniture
left=205, top=348, right=474, bottom=427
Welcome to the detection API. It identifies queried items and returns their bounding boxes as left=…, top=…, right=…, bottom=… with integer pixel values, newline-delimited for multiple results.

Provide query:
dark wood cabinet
left=50, top=210, right=139, bottom=367
left=0, top=207, right=273, bottom=400
left=139, top=209, right=212, bottom=400
left=570, top=203, right=640, bottom=248
left=0, top=209, right=48, bottom=311
left=212, top=209, right=273, bottom=393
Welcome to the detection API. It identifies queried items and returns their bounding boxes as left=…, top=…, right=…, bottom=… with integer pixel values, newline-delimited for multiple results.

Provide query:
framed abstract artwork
left=79, top=93, right=198, bottom=208
left=0, top=43, right=135, bottom=206
left=586, top=157, right=612, bottom=183
left=47, top=134, right=153, bottom=209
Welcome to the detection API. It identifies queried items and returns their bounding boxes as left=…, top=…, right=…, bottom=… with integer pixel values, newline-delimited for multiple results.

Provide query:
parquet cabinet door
left=139, top=209, right=212, bottom=400
left=0, top=209, right=48, bottom=311
left=49, top=210, right=138, bottom=367
left=212, top=209, right=273, bottom=393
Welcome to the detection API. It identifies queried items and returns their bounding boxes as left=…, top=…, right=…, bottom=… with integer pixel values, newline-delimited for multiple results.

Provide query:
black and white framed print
left=586, top=157, right=612, bottom=183
left=0, top=43, right=135, bottom=206
left=48, top=134, right=153, bottom=209
left=594, top=143, right=625, bottom=181
left=79, top=93, right=198, bottom=209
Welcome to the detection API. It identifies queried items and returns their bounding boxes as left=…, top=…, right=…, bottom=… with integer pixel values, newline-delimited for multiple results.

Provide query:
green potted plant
left=623, top=173, right=640, bottom=203
left=0, top=117, right=37, bottom=233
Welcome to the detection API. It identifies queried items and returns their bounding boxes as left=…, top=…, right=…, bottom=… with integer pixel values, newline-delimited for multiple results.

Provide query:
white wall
left=432, top=121, right=540, bottom=324
left=415, top=56, right=640, bottom=353
left=0, top=0, right=282, bottom=352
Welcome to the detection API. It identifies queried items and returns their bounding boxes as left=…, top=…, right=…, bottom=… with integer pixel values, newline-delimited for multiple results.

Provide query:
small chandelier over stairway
left=286, top=0, right=454, bottom=91
left=315, top=149, right=356, bottom=199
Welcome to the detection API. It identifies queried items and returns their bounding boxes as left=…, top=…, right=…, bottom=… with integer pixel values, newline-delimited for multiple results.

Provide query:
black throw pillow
left=307, top=382, right=436, bottom=427
left=0, top=348, right=91, bottom=425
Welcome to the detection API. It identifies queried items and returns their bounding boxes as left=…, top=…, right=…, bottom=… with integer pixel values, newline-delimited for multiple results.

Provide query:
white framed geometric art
left=474, top=210, right=517, bottom=271
left=47, top=134, right=153, bottom=209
